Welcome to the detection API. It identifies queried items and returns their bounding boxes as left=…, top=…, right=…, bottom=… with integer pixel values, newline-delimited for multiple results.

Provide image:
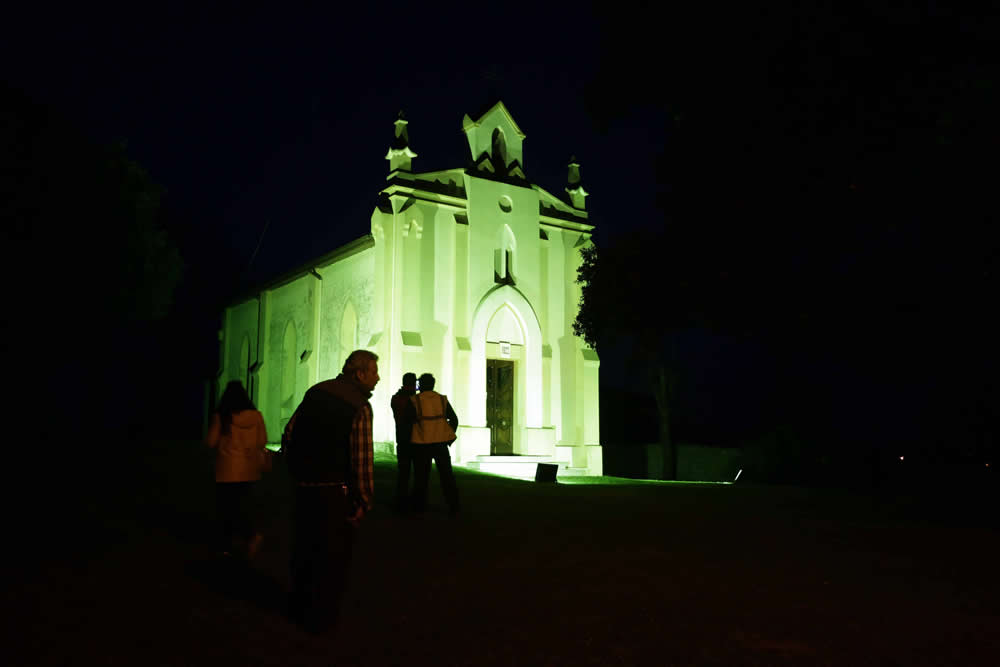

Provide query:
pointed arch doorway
left=470, top=286, right=542, bottom=457
left=487, top=359, right=514, bottom=454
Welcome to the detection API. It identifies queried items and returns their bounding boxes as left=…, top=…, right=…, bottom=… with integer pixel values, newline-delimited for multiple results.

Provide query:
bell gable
left=462, top=100, right=526, bottom=176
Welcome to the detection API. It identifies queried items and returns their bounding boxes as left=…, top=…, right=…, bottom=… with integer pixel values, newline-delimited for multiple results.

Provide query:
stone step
left=461, top=455, right=571, bottom=481
left=556, top=467, right=590, bottom=477
left=472, top=455, right=563, bottom=463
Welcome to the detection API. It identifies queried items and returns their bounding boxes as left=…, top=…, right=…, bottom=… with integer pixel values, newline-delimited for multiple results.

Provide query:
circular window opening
left=498, top=195, right=513, bottom=212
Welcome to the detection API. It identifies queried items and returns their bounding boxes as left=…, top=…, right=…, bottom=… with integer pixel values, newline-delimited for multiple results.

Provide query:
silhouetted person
left=408, top=373, right=460, bottom=515
left=284, top=350, right=379, bottom=635
left=391, top=372, right=418, bottom=512
left=204, top=380, right=269, bottom=560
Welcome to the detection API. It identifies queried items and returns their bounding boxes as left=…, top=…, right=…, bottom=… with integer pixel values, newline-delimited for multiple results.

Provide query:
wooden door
left=487, top=359, right=514, bottom=455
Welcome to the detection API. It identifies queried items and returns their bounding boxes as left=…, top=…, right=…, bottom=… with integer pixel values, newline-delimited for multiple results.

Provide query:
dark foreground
left=8, top=440, right=1000, bottom=666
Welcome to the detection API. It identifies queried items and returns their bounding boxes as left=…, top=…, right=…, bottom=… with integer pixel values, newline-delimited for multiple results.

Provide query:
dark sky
left=4, top=2, right=997, bottom=454
left=3, top=4, right=653, bottom=284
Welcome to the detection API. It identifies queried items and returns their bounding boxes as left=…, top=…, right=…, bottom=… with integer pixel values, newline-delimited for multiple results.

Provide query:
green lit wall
left=220, top=102, right=602, bottom=475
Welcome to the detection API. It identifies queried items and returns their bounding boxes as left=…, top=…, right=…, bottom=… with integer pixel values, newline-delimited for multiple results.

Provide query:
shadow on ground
left=7, top=439, right=1000, bottom=666
left=184, top=555, right=288, bottom=618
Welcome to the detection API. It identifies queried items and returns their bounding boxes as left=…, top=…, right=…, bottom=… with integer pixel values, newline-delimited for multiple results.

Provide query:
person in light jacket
left=407, top=373, right=460, bottom=515
left=205, top=380, right=269, bottom=559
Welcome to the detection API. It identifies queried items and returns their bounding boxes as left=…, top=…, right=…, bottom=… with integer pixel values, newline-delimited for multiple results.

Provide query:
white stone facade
left=218, top=102, right=601, bottom=476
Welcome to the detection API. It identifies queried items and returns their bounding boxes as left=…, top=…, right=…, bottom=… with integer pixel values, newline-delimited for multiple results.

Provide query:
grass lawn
left=8, top=439, right=999, bottom=666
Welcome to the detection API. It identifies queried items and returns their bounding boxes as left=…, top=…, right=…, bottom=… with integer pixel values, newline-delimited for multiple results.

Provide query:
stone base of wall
left=453, top=426, right=490, bottom=464
left=377, top=436, right=605, bottom=477
left=585, top=445, right=604, bottom=476
left=522, top=426, right=556, bottom=456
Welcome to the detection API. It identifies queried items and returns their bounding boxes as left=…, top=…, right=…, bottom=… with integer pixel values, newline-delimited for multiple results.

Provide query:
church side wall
left=315, top=249, right=379, bottom=437
left=218, top=246, right=377, bottom=444
left=261, top=275, right=316, bottom=439
left=316, top=251, right=375, bottom=382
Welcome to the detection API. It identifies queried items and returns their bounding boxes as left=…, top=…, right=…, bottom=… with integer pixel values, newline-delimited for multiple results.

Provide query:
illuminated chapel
left=217, top=101, right=601, bottom=478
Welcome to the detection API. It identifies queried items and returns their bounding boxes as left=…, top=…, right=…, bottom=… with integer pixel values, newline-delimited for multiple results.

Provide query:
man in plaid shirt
left=285, top=349, right=379, bottom=635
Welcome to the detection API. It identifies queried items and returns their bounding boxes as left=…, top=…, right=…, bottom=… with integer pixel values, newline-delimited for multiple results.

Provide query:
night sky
left=4, top=3, right=997, bottom=462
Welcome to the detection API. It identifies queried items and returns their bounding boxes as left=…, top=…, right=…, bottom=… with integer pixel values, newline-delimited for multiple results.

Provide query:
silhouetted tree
left=582, top=2, right=1000, bottom=479
left=2, top=82, right=184, bottom=446
left=574, top=228, right=732, bottom=479
left=2, top=86, right=183, bottom=326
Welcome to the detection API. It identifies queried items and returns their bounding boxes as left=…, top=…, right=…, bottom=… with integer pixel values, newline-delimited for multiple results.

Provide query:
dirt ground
left=7, top=440, right=999, bottom=666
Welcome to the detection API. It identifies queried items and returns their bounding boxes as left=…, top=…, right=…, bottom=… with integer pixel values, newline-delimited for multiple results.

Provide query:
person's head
left=218, top=380, right=254, bottom=414
left=343, top=349, right=380, bottom=392
left=418, top=373, right=435, bottom=391
left=402, top=372, right=417, bottom=391
left=217, top=380, right=255, bottom=433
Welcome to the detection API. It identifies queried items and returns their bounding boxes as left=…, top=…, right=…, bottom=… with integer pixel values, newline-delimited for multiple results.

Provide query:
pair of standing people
left=391, top=372, right=460, bottom=515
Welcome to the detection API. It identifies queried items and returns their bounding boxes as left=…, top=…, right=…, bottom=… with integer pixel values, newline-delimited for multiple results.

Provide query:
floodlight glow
left=734, top=469, right=742, bottom=481
left=218, top=102, right=604, bottom=476
left=899, top=456, right=905, bottom=461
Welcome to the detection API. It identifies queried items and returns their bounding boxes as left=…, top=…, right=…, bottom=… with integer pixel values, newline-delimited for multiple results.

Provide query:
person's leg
left=306, top=487, right=355, bottom=634
left=232, top=481, right=255, bottom=552
left=289, top=486, right=316, bottom=623
left=395, top=441, right=412, bottom=511
left=432, top=445, right=460, bottom=513
left=215, top=482, right=237, bottom=553
left=411, top=447, right=431, bottom=514
left=247, top=480, right=263, bottom=551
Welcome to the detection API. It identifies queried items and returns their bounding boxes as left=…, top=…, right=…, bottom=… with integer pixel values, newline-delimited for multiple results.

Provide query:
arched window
left=281, top=320, right=297, bottom=422
left=491, top=127, right=507, bottom=167
left=494, top=223, right=517, bottom=285
left=341, top=301, right=358, bottom=371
